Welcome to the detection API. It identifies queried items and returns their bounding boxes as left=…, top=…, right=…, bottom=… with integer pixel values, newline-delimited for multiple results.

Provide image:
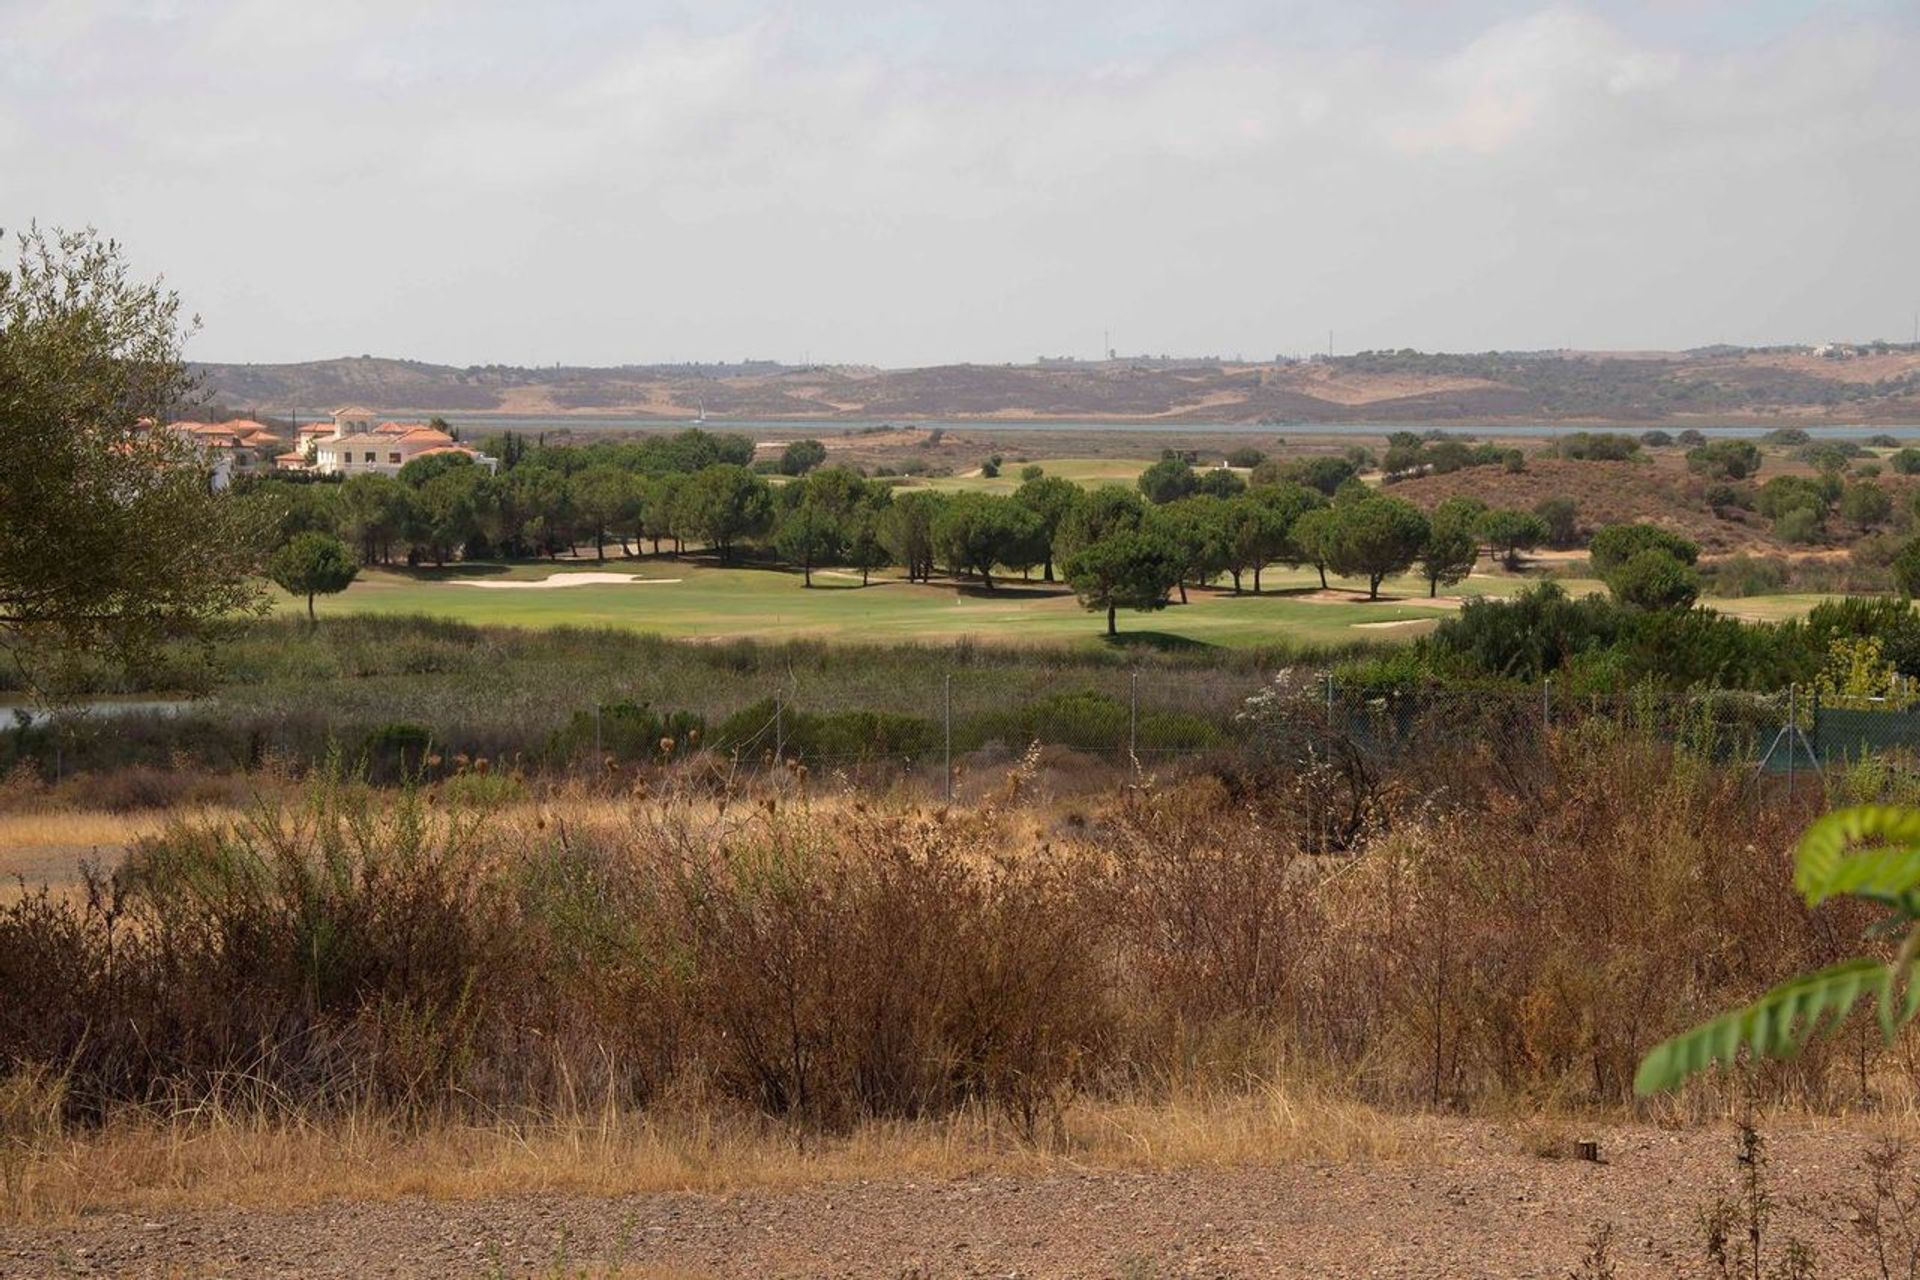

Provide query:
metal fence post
left=1786, top=684, right=1796, bottom=799
left=1326, top=671, right=1335, bottom=720
left=594, top=704, right=602, bottom=760
left=1810, top=686, right=1821, bottom=774
left=943, top=673, right=952, bottom=802
left=774, top=695, right=784, bottom=764
left=1542, top=676, right=1551, bottom=729
left=1128, top=669, right=1138, bottom=761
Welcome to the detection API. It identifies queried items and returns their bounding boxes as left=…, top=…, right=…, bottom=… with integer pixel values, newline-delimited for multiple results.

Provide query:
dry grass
left=0, top=717, right=1898, bottom=1232
left=2, top=1083, right=1421, bottom=1223
left=0, top=808, right=175, bottom=852
left=0, top=808, right=195, bottom=899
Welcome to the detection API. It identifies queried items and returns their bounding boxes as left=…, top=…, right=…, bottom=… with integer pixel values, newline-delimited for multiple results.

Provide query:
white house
left=307, top=406, right=496, bottom=477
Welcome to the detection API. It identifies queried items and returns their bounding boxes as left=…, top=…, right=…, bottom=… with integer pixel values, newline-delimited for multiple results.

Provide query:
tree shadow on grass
left=951, top=582, right=1073, bottom=601
left=388, top=562, right=513, bottom=581
left=1100, top=630, right=1221, bottom=654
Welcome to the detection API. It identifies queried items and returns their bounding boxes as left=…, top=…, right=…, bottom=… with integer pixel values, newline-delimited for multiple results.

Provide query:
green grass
left=286, top=556, right=1607, bottom=650
left=1707, top=592, right=1848, bottom=623
left=905, top=457, right=1159, bottom=495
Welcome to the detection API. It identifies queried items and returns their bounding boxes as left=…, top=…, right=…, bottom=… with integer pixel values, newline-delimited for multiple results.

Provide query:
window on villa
left=389, top=453, right=401, bottom=464
left=364, top=452, right=375, bottom=463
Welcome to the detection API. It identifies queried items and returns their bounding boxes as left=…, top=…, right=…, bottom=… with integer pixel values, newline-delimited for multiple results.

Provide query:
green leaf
left=1634, top=957, right=1889, bottom=1096
left=1795, top=806, right=1920, bottom=906
left=1809, top=848, right=1920, bottom=909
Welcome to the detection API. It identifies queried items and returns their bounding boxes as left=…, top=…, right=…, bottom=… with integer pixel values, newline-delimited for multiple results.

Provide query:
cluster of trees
left=255, top=429, right=787, bottom=570
left=1403, top=587, right=1920, bottom=693
left=1549, top=432, right=1642, bottom=462
left=249, top=434, right=1605, bottom=633
left=1742, top=472, right=1894, bottom=542
left=1380, top=432, right=1523, bottom=481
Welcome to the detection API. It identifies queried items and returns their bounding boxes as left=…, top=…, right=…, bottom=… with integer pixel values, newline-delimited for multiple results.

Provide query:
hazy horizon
left=186, top=340, right=1917, bottom=372
left=7, top=1, right=1917, bottom=368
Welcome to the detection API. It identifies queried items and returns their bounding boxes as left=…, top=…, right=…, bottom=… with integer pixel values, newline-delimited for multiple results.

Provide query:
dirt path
left=3, top=1122, right=1889, bottom=1278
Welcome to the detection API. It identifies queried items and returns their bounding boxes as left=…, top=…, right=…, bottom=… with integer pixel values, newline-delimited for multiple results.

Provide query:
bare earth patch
left=4, top=1121, right=1897, bottom=1278
left=455, top=574, right=683, bottom=590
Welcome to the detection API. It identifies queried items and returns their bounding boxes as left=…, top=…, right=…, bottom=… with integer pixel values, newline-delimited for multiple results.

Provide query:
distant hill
left=191, top=347, right=1920, bottom=425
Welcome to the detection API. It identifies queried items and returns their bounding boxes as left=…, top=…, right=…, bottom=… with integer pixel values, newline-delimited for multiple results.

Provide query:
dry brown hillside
left=193, top=348, right=1920, bottom=425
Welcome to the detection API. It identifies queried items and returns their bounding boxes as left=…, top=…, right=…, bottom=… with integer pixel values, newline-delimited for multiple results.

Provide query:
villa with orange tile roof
left=165, top=418, right=287, bottom=489
left=306, top=406, right=495, bottom=477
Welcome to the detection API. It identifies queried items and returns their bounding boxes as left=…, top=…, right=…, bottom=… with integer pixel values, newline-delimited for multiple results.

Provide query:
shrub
left=1895, top=539, right=1920, bottom=599
left=1136, top=457, right=1198, bottom=503
left=1533, top=496, right=1579, bottom=548
left=1702, top=553, right=1788, bottom=598
left=1551, top=432, right=1641, bottom=462
left=1606, top=548, right=1699, bottom=611
left=0, top=787, right=1114, bottom=1128
left=1774, top=507, right=1823, bottom=544
left=1254, top=455, right=1355, bottom=496
left=779, top=439, right=829, bottom=475
left=1195, top=467, right=1246, bottom=499
left=1588, top=523, right=1700, bottom=575
left=712, top=698, right=940, bottom=764
left=1687, top=440, right=1763, bottom=480
left=1804, top=596, right=1920, bottom=675
left=360, top=722, right=435, bottom=782
left=1797, top=441, right=1860, bottom=473
left=964, top=689, right=1220, bottom=754
left=1840, top=482, right=1894, bottom=527
left=1756, top=474, right=1832, bottom=521
left=1703, top=482, right=1752, bottom=514
left=549, top=701, right=705, bottom=764
left=1892, top=448, right=1920, bottom=476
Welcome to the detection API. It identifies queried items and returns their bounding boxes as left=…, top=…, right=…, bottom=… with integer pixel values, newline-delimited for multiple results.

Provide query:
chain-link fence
left=505, top=676, right=1899, bottom=798
left=11, top=676, right=1920, bottom=796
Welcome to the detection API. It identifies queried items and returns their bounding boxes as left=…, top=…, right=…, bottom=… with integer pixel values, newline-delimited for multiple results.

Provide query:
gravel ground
left=3, top=1121, right=1896, bottom=1278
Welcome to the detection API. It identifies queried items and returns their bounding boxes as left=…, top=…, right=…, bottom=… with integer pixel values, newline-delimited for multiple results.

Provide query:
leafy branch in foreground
left=0, top=225, right=269, bottom=687
left=1636, top=805, right=1920, bottom=1095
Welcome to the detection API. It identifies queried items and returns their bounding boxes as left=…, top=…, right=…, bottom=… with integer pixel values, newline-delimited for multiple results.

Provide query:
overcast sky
left=3, top=0, right=1916, bottom=367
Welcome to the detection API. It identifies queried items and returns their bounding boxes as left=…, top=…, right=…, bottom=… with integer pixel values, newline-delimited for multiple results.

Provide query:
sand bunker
left=455, top=573, right=682, bottom=590
left=1351, top=618, right=1438, bottom=630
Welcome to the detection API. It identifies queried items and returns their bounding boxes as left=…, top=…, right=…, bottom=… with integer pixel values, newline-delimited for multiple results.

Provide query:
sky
left=2, top=0, right=1916, bottom=367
